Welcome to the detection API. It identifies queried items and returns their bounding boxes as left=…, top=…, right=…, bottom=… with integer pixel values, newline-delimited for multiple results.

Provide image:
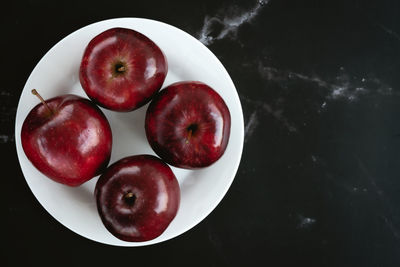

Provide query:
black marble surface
left=4, top=0, right=400, bottom=266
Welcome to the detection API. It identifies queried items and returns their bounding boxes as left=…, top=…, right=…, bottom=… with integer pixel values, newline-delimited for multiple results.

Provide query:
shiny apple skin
left=21, top=94, right=112, bottom=186
left=145, top=81, right=231, bottom=169
left=79, top=27, right=167, bottom=112
left=95, top=155, right=180, bottom=242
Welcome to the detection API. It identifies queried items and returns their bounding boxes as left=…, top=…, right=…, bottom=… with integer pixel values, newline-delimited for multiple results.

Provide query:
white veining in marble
left=244, top=111, right=259, bottom=142
left=257, top=62, right=397, bottom=102
left=198, top=0, right=269, bottom=46
left=1, top=90, right=16, bottom=144
left=355, top=156, right=400, bottom=239
left=352, top=187, right=368, bottom=193
left=297, top=214, right=316, bottom=229
left=0, top=134, right=13, bottom=143
left=311, top=155, right=317, bottom=163
left=383, top=216, right=400, bottom=240
left=0, top=91, right=12, bottom=96
left=240, top=94, right=297, bottom=133
left=261, top=103, right=297, bottom=132
left=377, top=23, right=400, bottom=42
left=240, top=60, right=398, bottom=140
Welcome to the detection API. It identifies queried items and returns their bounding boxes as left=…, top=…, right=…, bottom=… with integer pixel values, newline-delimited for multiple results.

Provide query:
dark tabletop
left=4, top=0, right=400, bottom=266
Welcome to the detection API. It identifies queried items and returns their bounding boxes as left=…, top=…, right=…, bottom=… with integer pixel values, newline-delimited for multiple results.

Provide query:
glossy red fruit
left=21, top=92, right=112, bottom=186
left=79, top=27, right=167, bottom=112
left=95, top=155, right=180, bottom=242
left=145, top=81, right=231, bottom=169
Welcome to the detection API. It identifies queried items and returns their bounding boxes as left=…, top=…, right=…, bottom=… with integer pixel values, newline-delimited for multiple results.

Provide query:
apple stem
left=186, top=129, right=192, bottom=143
left=117, top=66, right=126, bottom=72
left=31, top=89, right=54, bottom=115
left=123, top=192, right=136, bottom=206
left=125, top=192, right=134, bottom=198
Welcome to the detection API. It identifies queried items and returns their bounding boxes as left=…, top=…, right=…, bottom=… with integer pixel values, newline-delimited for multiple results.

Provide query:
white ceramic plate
left=15, top=18, right=244, bottom=246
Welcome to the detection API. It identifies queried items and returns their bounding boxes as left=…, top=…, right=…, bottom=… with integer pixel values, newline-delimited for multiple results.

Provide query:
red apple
left=21, top=90, right=112, bottom=186
left=145, top=81, right=231, bottom=169
left=95, top=154, right=180, bottom=242
left=79, top=27, right=167, bottom=112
